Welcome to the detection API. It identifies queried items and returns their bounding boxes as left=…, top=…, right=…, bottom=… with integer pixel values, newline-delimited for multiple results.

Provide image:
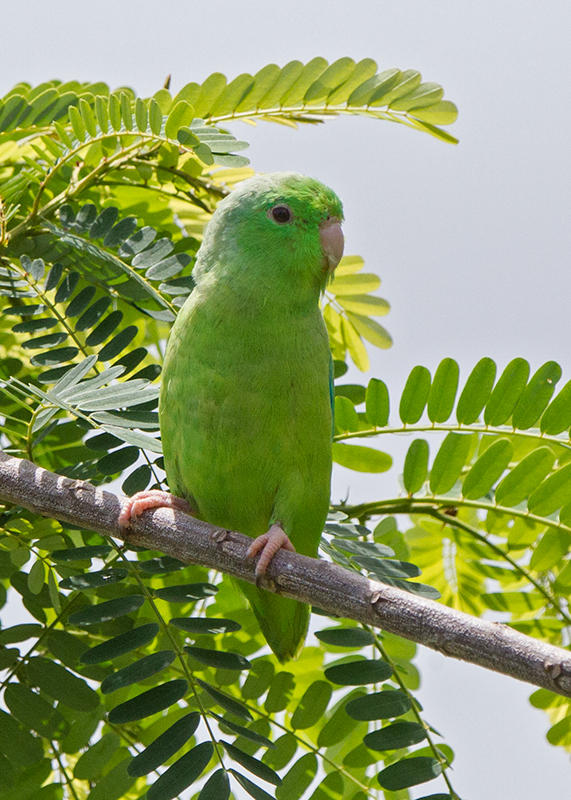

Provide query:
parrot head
left=193, top=172, right=344, bottom=299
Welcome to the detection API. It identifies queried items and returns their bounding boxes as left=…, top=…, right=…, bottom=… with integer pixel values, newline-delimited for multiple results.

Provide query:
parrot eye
left=269, top=204, right=293, bottom=224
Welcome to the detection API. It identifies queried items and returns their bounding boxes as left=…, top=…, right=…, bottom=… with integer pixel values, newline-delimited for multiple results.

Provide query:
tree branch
left=1, top=451, right=570, bottom=698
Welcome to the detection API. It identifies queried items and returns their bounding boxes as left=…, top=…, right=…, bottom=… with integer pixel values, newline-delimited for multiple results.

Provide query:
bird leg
left=246, top=523, right=296, bottom=580
left=118, top=490, right=193, bottom=529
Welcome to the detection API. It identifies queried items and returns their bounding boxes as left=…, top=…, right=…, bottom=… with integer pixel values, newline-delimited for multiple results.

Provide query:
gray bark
left=1, top=450, right=569, bottom=697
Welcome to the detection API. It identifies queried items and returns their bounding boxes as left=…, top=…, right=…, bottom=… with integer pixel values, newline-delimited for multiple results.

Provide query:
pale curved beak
left=319, top=217, right=344, bottom=273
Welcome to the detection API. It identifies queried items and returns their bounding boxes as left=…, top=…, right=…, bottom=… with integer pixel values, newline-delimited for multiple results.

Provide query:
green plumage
left=160, top=173, right=343, bottom=661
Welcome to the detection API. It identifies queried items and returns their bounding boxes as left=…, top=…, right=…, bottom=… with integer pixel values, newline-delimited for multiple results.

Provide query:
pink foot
left=246, top=523, right=296, bottom=579
left=118, top=490, right=192, bottom=529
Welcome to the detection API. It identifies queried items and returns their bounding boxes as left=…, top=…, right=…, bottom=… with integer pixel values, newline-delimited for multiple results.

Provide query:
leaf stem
left=115, top=548, right=228, bottom=772
left=425, top=508, right=571, bottom=625
left=369, top=631, right=461, bottom=799
left=51, top=740, right=81, bottom=800
left=334, top=423, right=571, bottom=452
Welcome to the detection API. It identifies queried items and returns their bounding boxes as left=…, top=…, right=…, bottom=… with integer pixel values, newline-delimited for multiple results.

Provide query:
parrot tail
left=239, top=581, right=309, bottom=663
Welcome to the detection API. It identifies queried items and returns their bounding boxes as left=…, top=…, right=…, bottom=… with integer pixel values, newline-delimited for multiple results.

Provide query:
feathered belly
left=160, top=308, right=332, bottom=549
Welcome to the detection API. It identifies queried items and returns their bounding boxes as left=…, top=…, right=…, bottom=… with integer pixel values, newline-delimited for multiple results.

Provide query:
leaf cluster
left=0, top=59, right=569, bottom=800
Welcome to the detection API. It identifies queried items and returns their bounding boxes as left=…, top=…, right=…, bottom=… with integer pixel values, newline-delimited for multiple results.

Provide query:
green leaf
left=59, top=568, right=128, bottom=589
left=365, top=720, right=427, bottom=750
left=400, top=365, right=431, bottom=424
left=4, top=684, right=67, bottom=739
left=329, top=272, right=381, bottom=295
left=265, top=671, right=295, bottom=713
left=194, top=73, right=227, bottom=118
left=332, top=442, right=392, bottom=473
left=335, top=383, right=366, bottom=404
left=148, top=98, right=163, bottom=134
left=325, top=657, right=392, bottom=685
left=315, top=627, right=374, bottom=647
left=122, top=463, right=151, bottom=494
left=547, top=715, right=571, bottom=748
left=96, top=445, right=140, bottom=474
left=365, top=378, right=389, bottom=426
left=290, top=680, right=332, bottom=729
left=171, top=617, right=240, bottom=634
left=0, top=624, right=42, bottom=644
left=68, top=594, right=144, bottom=625
left=210, top=74, right=256, bottom=117
left=348, top=67, right=399, bottom=106
left=377, top=756, right=442, bottom=790
left=138, top=555, right=185, bottom=574
left=495, top=447, right=556, bottom=507
left=165, top=100, right=195, bottom=138
left=155, top=582, right=218, bottom=602
left=198, top=769, right=230, bottom=800
left=26, top=559, right=45, bottom=594
left=83, top=756, right=135, bottom=800
left=279, top=56, right=328, bottom=106
left=242, top=660, right=275, bottom=700
left=0, top=710, right=43, bottom=767
left=337, top=294, right=390, bottom=316
left=512, top=361, right=561, bottom=429
left=540, top=379, right=571, bottom=434
left=390, top=82, right=443, bottom=111
left=403, top=439, right=429, bottom=494
left=234, top=64, right=280, bottom=112
left=184, top=645, right=251, bottom=671
left=427, top=358, right=459, bottom=422
left=456, top=357, right=496, bottom=424
left=128, top=712, right=200, bottom=777
left=231, top=769, right=275, bottom=800
left=530, top=530, right=571, bottom=572
left=80, top=622, right=159, bottom=664
left=262, top=733, right=297, bottom=771
left=346, top=312, right=392, bottom=349
left=276, top=753, right=318, bottom=800
left=347, top=689, right=412, bottom=721
left=26, top=657, right=99, bottom=710
left=484, top=358, right=530, bottom=425
left=223, top=741, right=281, bottom=785
left=52, top=544, right=112, bottom=561
left=462, top=438, right=513, bottom=499
left=101, top=650, right=176, bottom=694
left=334, top=395, right=359, bottom=432
left=68, top=104, right=86, bottom=140
left=196, top=678, right=252, bottom=720
left=411, top=100, right=458, bottom=124
left=381, top=69, right=421, bottom=104
left=31, top=347, right=79, bottom=366
left=308, top=772, right=345, bottom=800
left=147, top=742, right=213, bottom=800
left=326, top=57, right=377, bottom=104
left=212, top=713, right=273, bottom=748
left=429, top=433, right=473, bottom=494
left=22, top=332, right=69, bottom=350
left=528, top=464, right=571, bottom=515
left=560, top=503, right=571, bottom=528
left=304, top=57, right=356, bottom=103
left=74, top=733, right=120, bottom=780
left=353, top=556, right=420, bottom=580
left=108, top=679, right=188, bottom=724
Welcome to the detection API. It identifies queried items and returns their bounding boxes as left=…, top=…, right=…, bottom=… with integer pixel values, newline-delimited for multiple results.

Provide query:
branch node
left=543, top=660, right=562, bottom=680
left=210, top=529, right=229, bottom=543
left=370, top=589, right=388, bottom=606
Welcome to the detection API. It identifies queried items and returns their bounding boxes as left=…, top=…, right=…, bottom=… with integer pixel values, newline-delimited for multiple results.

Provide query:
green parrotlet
left=120, top=172, right=344, bottom=661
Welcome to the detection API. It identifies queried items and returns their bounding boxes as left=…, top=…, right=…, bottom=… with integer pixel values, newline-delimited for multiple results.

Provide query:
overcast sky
left=2, top=1, right=570, bottom=797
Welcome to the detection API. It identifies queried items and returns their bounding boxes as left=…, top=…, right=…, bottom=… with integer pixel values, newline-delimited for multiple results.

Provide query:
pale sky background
left=2, top=1, right=570, bottom=798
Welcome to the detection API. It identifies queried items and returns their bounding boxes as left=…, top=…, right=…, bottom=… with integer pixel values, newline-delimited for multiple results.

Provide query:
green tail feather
left=239, top=581, right=309, bottom=662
